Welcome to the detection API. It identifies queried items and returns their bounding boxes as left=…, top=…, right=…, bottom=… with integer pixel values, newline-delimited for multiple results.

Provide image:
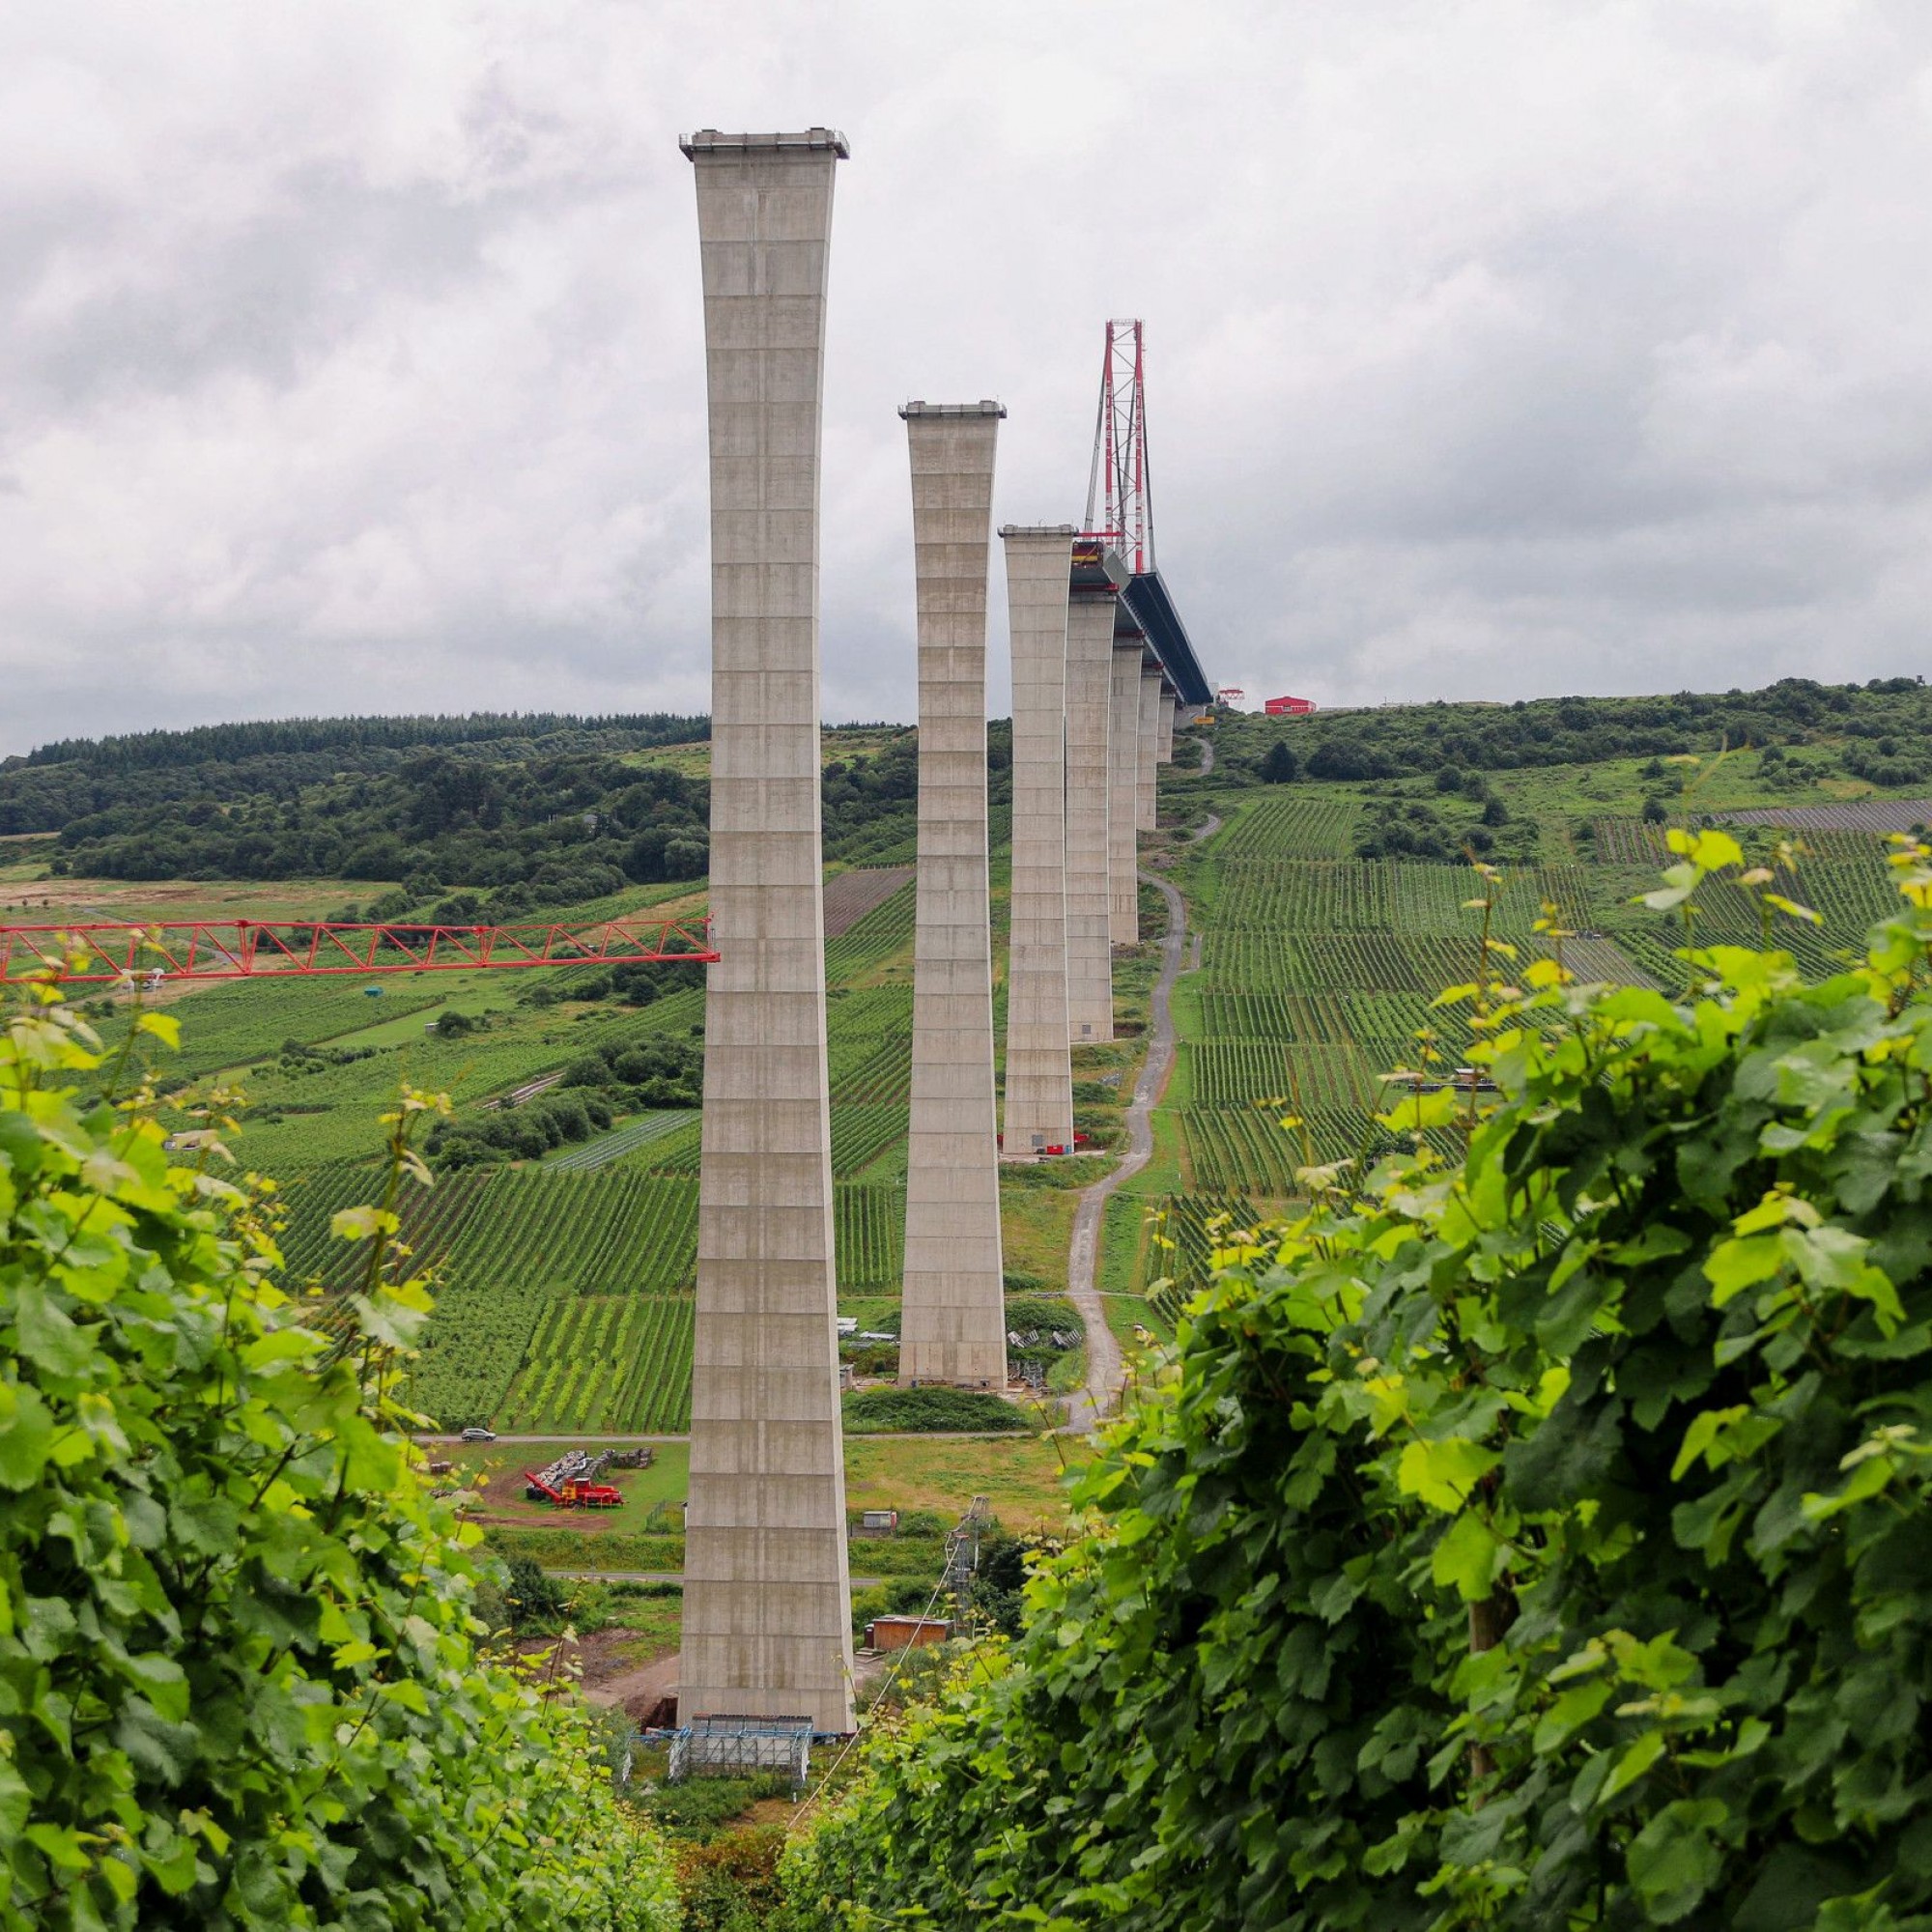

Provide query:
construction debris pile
left=528, top=1446, right=653, bottom=1490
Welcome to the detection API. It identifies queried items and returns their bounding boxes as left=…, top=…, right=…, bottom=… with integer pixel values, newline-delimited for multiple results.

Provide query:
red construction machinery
left=522, top=1448, right=630, bottom=1509
left=524, top=1468, right=622, bottom=1510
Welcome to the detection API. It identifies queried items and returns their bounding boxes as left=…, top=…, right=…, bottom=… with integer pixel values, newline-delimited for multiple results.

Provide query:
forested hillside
left=1208, top=674, right=1930, bottom=787
left=2, top=709, right=969, bottom=900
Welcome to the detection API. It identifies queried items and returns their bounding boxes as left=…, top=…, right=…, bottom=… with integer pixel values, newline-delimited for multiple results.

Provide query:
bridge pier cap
left=900, top=401, right=1006, bottom=417
left=679, top=127, right=852, bottom=156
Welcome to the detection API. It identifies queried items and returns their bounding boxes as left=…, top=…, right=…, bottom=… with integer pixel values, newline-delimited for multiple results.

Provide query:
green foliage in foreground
left=0, top=1003, right=677, bottom=1929
left=785, top=840, right=1932, bottom=1929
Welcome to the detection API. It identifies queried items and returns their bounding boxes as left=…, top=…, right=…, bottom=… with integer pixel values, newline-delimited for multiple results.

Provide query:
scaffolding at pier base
left=0, top=916, right=719, bottom=985
left=668, top=1715, right=815, bottom=1787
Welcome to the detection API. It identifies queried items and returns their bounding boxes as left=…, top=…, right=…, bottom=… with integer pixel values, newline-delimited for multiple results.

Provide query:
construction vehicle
left=524, top=1468, right=623, bottom=1509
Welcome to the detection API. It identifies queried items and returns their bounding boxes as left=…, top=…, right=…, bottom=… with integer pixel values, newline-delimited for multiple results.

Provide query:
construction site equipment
left=944, top=1495, right=992, bottom=1622
left=523, top=1447, right=633, bottom=1509
left=669, top=1715, right=815, bottom=1785
left=0, top=915, right=717, bottom=985
left=523, top=1469, right=623, bottom=1509
left=1084, top=319, right=1154, bottom=576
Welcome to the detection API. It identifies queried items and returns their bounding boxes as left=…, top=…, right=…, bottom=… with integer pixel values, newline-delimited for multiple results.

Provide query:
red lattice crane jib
left=0, top=917, right=719, bottom=986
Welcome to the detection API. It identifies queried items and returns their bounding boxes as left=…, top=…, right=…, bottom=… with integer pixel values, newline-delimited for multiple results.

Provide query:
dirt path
left=1063, top=869, right=1189, bottom=1432
left=583, top=1651, right=681, bottom=1717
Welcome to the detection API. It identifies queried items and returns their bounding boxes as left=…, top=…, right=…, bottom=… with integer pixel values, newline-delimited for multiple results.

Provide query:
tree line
left=1216, top=675, right=1930, bottom=788
left=8, top=717, right=989, bottom=910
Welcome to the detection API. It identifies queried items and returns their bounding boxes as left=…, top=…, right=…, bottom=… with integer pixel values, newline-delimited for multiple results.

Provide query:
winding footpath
left=1063, top=868, right=1191, bottom=1431
left=1062, top=732, right=1226, bottom=1430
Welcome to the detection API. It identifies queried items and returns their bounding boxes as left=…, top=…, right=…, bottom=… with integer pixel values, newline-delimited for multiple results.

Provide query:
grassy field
left=457, top=1433, right=1077, bottom=1576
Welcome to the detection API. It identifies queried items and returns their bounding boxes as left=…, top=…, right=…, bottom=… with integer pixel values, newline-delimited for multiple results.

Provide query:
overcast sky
left=3, top=0, right=1929, bottom=756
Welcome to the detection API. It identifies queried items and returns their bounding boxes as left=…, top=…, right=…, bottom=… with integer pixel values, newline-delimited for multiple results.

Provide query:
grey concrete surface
left=1156, top=691, right=1177, bottom=763
left=1107, top=646, right=1144, bottom=946
left=680, top=128, right=854, bottom=1736
left=1064, top=590, right=1118, bottom=1043
left=998, top=526, right=1076, bottom=1156
left=1137, top=667, right=1162, bottom=833
left=898, top=404, right=1007, bottom=1387
left=1063, top=867, right=1190, bottom=1431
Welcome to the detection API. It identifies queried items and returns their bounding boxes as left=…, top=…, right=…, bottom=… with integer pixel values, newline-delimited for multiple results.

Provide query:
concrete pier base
left=1138, top=668, right=1162, bottom=833
left=898, top=403, right=1006, bottom=1387
left=1108, top=645, right=1143, bottom=947
left=679, top=128, right=854, bottom=1737
left=1000, top=526, right=1076, bottom=1155
left=1156, top=691, right=1176, bottom=763
left=1064, top=591, right=1117, bottom=1043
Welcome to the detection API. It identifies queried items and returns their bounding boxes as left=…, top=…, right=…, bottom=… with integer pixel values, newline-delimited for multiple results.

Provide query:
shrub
left=784, top=836, right=1932, bottom=1930
left=0, top=1001, right=678, bottom=1928
left=1002, top=1294, right=1083, bottom=1340
left=675, top=1827, right=786, bottom=1928
left=504, top=1554, right=569, bottom=1628
left=842, top=1387, right=1030, bottom=1433
left=631, top=1774, right=791, bottom=1844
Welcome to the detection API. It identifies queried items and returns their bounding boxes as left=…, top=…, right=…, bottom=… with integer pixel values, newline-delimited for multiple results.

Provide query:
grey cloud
left=3, top=0, right=1931, bottom=755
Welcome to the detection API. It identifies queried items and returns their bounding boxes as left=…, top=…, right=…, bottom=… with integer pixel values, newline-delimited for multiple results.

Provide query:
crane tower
left=1082, top=319, right=1154, bottom=576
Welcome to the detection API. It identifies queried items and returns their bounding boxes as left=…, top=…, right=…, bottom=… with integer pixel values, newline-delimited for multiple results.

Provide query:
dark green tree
left=1260, top=739, right=1299, bottom=784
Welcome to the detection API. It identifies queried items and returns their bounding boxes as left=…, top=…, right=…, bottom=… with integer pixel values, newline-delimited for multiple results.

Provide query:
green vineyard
left=494, top=1294, right=696, bottom=1434
left=273, top=1160, right=908, bottom=1429
left=1143, top=1191, right=1269, bottom=1327
left=1165, top=764, right=1912, bottom=1246
left=1214, top=794, right=1362, bottom=857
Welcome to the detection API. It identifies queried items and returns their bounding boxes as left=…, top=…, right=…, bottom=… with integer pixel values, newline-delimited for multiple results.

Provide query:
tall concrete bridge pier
left=678, top=128, right=854, bottom=1736
left=898, top=403, right=1007, bottom=1386
left=1064, top=585, right=1119, bottom=1043
left=1137, top=665, right=1163, bottom=832
left=999, top=526, right=1077, bottom=1156
left=1107, top=643, right=1144, bottom=946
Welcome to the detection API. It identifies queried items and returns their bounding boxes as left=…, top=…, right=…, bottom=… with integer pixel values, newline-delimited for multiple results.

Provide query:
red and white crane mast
left=1082, top=319, right=1155, bottom=575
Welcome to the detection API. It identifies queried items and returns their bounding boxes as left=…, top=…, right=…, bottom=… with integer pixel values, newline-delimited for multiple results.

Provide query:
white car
left=460, top=1426, right=497, bottom=1443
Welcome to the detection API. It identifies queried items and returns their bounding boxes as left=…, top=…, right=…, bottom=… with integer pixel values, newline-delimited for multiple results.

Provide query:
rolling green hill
left=11, top=675, right=1929, bottom=1431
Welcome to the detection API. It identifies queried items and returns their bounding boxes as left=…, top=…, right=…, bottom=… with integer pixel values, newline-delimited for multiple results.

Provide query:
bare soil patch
left=823, top=867, right=915, bottom=937
left=516, top=1627, right=681, bottom=1719
left=1723, top=797, right=1932, bottom=833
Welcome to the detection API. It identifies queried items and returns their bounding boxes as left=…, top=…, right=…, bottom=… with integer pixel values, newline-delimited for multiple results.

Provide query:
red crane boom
left=0, top=915, right=718, bottom=985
